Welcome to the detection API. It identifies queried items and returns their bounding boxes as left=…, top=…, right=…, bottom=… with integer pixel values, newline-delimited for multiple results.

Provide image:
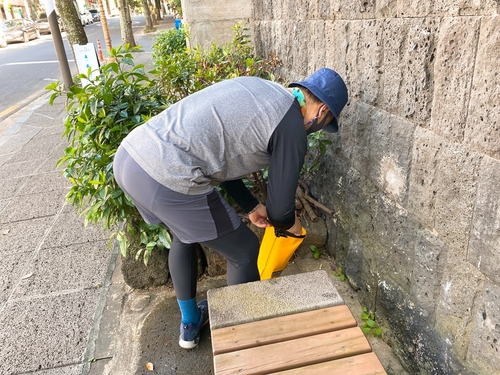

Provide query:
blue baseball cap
left=289, top=68, right=348, bottom=133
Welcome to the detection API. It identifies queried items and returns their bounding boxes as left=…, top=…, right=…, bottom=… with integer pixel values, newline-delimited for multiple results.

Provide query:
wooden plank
left=214, top=327, right=372, bottom=375
left=211, top=305, right=357, bottom=355
left=268, top=352, right=387, bottom=375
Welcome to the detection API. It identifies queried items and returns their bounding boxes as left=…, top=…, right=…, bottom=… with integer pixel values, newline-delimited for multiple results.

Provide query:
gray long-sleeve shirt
left=121, top=76, right=307, bottom=229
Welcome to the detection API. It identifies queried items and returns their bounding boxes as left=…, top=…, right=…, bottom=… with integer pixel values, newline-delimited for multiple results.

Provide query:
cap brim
left=324, top=118, right=339, bottom=133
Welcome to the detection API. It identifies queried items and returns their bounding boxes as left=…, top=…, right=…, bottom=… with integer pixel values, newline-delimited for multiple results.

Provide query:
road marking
left=2, top=60, right=75, bottom=66
left=0, top=105, right=19, bottom=118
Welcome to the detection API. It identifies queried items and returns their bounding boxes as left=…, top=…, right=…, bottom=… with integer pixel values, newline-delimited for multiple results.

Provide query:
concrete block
left=468, top=156, right=500, bottom=284
left=307, top=20, right=326, bottom=74
left=410, top=228, right=447, bottom=319
left=345, top=103, right=414, bottom=207
left=430, top=17, right=480, bottom=142
left=0, top=289, right=100, bottom=374
left=377, top=278, right=469, bottom=374
left=369, top=202, right=417, bottom=294
left=333, top=20, right=383, bottom=105
left=375, top=0, right=398, bottom=18
left=434, top=262, right=484, bottom=359
left=207, top=270, right=344, bottom=329
left=331, top=0, right=376, bottom=19
left=433, top=145, right=479, bottom=256
left=433, top=0, right=499, bottom=16
left=396, top=0, right=433, bottom=17
left=15, top=242, right=110, bottom=296
left=183, top=0, right=251, bottom=20
left=466, top=280, right=500, bottom=374
left=407, top=127, right=442, bottom=228
left=291, top=20, right=310, bottom=76
left=409, top=128, right=480, bottom=256
left=464, top=16, right=500, bottom=159
left=381, top=17, right=439, bottom=123
left=182, top=0, right=251, bottom=48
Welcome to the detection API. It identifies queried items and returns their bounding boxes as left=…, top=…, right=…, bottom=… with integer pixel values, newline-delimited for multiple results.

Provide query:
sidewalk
left=0, top=16, right=407, bottom=375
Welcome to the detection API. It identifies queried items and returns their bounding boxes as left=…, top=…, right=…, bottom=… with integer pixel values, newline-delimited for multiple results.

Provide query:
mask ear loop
left=304, top=108, right=321, bottom=127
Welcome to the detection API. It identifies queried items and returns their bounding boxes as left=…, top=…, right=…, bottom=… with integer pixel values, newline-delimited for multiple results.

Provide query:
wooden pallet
left=211, top=305, right=386, bottom=375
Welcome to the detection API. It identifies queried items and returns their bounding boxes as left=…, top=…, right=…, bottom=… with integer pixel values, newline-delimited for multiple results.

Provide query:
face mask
left=305, top=111, right=329, bottom=135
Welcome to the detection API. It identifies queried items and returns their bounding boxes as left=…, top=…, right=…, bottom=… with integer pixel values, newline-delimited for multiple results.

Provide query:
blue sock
left=177, top=298, right=200, bottom=325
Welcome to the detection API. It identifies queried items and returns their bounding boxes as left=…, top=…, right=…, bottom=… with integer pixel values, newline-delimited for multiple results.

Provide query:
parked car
left=88, top=9, right=100, bottom=22
left=36, top=12, right=51, bottom=34
left=0, top=28, right=7, bottom=47
left=1, top=18, right=40, bottom=43
left=79, top=10, right=93, bottom=25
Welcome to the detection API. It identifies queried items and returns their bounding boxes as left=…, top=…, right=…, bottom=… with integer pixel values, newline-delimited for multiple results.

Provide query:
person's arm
left=220, top=179, right=259, bottom=213
left=220, top=179, right=270, bottom=228
left=266, top=102, right=307, bottom=232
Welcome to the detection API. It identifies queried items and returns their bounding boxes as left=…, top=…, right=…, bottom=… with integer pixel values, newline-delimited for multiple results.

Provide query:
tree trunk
left=154, top=0, right=162, bottom=22
left=104, top=0, right=112, bottom=16
left=97, top=0, right=113, bottom=53
left=55, top=0, right=88, bottom=59
left=118, top=0, right=136, bottom=47
left=141, top=0, right=154, bottom=31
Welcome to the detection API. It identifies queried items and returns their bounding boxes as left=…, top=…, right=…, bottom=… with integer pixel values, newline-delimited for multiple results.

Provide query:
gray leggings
left=113, top=146, right=260, bottom=299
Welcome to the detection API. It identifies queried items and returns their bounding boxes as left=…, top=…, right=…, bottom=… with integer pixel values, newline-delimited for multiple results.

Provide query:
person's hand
left=248, top=203, right=270, bottom=228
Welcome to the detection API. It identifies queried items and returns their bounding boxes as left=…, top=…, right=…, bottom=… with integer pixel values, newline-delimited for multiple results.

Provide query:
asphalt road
left=0, top=15, right=148, bottom=124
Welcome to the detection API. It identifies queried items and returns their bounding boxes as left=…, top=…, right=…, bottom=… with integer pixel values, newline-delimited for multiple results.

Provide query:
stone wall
left=180, top=0, right=251, bottom=48
left=181, top=0, right=500, bottom=374
left=254, top=1, right=500, bottom=373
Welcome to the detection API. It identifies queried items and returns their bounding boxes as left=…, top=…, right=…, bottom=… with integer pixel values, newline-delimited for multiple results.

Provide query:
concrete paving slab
left=0, top=289, right=101, bottom=374
left=0, top=175, right=27, bottom=200
left=16, top=170, right=71, bottom=195
left=0, top=188, right=67, bottom=223
left=0, top=153, right=11, bottom=166
left=0, top=198, right=10, bottom=213
left=0, top=127, right=40, bottom=155
left=0, top=158, right=41, bottom=180
left=38, top=142, right=68, bottom=173
left=4, top=133, right=64, bottom=164
left=41, top=208, right=111, bottom=248
left=0, top=251, right=31, bottom=305
left=208, top=270, right=345, bottom=329
left=0, top=216, right=54, bottom=254
left=15, top=241, right=111, bottom=297
left=35, top=365, right=84, bottom=374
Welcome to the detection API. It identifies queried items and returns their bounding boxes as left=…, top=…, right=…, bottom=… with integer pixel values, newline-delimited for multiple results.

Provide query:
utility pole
left=43, top=0, right=73, bottom=89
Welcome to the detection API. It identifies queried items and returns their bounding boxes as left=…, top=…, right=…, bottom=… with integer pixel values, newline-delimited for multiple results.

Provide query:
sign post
left=43, top=0, right=73, bottom=89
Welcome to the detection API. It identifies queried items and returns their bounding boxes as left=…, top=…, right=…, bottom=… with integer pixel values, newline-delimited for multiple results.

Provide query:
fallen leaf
left=145, top=362, right=154, bottom=371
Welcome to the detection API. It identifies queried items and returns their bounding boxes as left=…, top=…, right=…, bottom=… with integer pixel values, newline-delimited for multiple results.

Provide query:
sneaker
left=179, top=299, right=209, bottom=349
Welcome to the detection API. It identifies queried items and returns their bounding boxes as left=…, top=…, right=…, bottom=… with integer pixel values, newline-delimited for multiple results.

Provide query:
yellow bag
left=258, top=226, right=306, bottom=280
